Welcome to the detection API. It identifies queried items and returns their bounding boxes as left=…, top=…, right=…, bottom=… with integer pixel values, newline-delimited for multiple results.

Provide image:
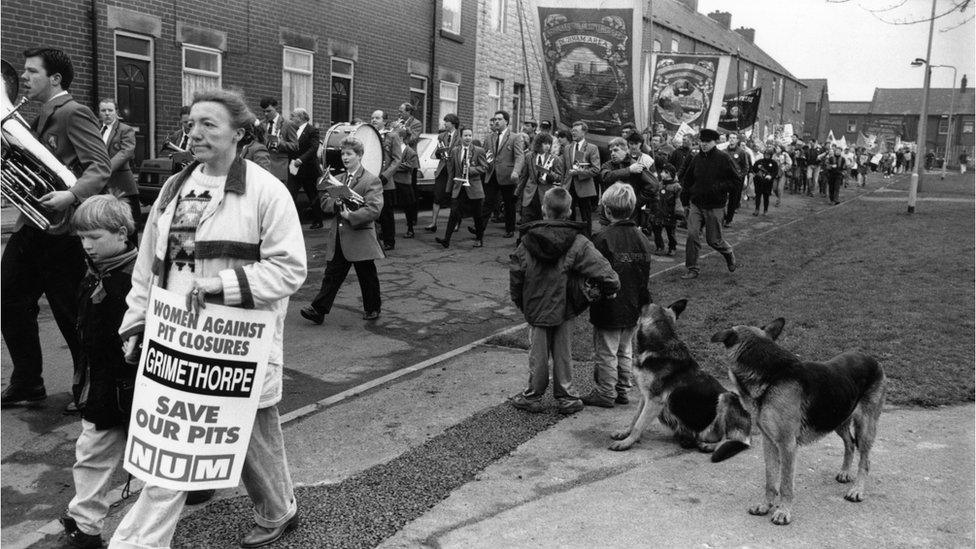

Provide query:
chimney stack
left=707, top=11, right=732, bottom=30
left=674, top=0, right=698, bottom=12
left=734, top=27, right=755, bottom=43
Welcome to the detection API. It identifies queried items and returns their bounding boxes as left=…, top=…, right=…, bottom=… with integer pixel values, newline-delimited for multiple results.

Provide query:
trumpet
left=162, top=141, right=188, bottom=154
left=318, top=171, right=366, bottom=209
left=1, top=78, right=77, bottom=232
left=453, top=149, right=471, bottom=187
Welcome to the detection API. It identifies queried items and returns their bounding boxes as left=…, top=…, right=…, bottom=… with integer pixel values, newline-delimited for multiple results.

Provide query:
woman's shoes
left=363, top=311, right=380, bottom=320
left=424, top=225, right=437, bottom=232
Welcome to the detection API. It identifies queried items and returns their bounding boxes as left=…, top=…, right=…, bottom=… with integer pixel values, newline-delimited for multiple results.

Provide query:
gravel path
left=172, top=359, right=592, bottom=548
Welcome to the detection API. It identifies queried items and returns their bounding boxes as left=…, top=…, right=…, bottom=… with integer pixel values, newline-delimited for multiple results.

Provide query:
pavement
left=3, top=171, right=975, bottom=548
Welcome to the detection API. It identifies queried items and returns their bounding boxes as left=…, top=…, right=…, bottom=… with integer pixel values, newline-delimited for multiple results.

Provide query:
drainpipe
left=429, top=1, right=438, bottom=131
left=90, top=0, right=100, bottom=108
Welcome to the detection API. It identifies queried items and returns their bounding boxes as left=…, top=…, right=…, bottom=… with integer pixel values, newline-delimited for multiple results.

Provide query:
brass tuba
left=1, top=59, right=77, bottom=231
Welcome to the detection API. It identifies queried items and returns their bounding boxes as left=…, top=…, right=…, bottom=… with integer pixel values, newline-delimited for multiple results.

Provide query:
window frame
left=330, top=56, right=355, bottom=124
left=282, top=46, right=314, bottom=118
left=652, top=39, right=661, bottom=52
left=181, top=44, right=222, bottom=105
left=847, top=118, right=857, bottom=133
left=670, top=37, right=679, bottom=53
left=962, top=117, right=974, bottom=134
left=409, top=74, right=428, bottom=133
left=442, top=0, right=462, bottom=34
left=438, top=80, right=459, bottom=130
left=489, top=0, right=507, bottom=33
left=488, top=77, right=503, bottom=115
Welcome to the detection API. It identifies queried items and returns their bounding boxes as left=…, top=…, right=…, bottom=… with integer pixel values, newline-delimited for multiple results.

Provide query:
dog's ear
left=763, top=318, right=786, bottom=340
left=668, top=298, right=688, bottom=319
left=710, top=329, right=738, bottom=347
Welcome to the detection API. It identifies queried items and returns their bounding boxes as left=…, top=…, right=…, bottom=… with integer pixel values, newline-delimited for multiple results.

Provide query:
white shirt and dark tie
left=101, top=121, right=114, bottom=145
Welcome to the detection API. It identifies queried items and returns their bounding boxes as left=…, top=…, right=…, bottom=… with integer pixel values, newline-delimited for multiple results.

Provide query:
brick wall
left=472, top=0, right=551, bottom=143
left=1, top=0, right=478, bottom=160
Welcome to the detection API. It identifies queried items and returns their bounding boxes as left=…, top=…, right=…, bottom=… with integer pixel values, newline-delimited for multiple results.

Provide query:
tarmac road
left=0, top=176, right=925, bottom=547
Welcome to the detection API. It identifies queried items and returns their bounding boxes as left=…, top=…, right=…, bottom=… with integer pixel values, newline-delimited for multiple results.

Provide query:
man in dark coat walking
left=679, top=128, right=738, bottom=279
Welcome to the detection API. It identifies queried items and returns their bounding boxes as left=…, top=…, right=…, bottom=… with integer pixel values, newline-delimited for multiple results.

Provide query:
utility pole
left=940, top=66, right=958, bottom=180
left=908, top=0, right=937, bottom=214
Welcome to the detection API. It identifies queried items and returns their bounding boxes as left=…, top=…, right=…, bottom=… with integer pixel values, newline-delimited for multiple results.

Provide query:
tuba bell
left=1, top=59, right=78, bottom=231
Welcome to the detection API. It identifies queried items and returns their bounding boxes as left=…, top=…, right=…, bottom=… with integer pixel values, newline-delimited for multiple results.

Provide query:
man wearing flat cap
left=678, top=128, right=739, bottom=279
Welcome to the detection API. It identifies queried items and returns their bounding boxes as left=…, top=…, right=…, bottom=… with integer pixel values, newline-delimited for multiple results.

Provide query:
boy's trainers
left=557, top=400, right=584, bottom=415
left=510, top=394, right=546, bottom=413
left=581, top=391, right=615, bottom=408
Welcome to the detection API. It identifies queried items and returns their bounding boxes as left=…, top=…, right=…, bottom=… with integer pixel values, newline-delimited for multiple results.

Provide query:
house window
left=938, top=117, right=949, bottom=134
left=770, top=78, right=776, bottom=109
left=512, top=83, right=524, bottom=129
left=181, top=45, right=221, bottom=105
left=741, top=69, right=749, bottom=91
left=438, top=81, right=459, bottom=130
left=652, top=39, right=661, bottom=52
left=963, top=118, right=974, bottom=133
left=670, top=38, right=679, bottom=52
left=489, top=0, right=506, bottom=32
left=778, top=77, right=785, bottom=104
left=409, top=74, right=428, bottom=133
left=794, top=90, right=801, bottom=111
left=282, top=47, right=313, bottom=117
left=847, top=118, right=857, bottom=133
left=751, top=69, right=758, bottom=88
left=442, top=0, right=462, bottom=34
left=488, top=77, right=503, bottom=115
left=330, top=57, right=354, bottom=124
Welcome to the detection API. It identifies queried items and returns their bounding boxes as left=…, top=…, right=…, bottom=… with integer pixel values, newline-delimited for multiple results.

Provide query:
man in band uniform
left=1, top=47, right=111, bottom=406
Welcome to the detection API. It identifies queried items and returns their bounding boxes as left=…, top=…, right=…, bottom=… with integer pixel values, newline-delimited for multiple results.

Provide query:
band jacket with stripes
left=119, top=158, right=308, bottom=408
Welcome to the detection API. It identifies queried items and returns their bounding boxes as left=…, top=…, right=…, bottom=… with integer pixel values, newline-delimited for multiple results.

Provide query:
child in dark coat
left=60, top=195, right=139, bottom=549
left=509, top=187, right=620, bottom=414
left=584, top=183, right=655, bottom=407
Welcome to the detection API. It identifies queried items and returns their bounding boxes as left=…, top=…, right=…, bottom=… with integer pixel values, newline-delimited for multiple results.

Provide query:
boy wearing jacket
left=59, top=196, right=139, bottom=549
left=583, top=184, right=654, bottom=408
left=509, top=187, right=620, bottom=415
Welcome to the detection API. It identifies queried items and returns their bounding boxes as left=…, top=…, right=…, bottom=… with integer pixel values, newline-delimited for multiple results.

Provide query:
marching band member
left=258, top=98, right=296, bottom=183
left=436, top=127, right=488, bottom=248
left=301, top=136, right=385, bottom=324
left=515, top=133, right=563, bottom=224
left=98, top=97, right=141, bottom=245
left=1, top=47, right=110, bottom=407
left=426, top=113, right=461, bottom=233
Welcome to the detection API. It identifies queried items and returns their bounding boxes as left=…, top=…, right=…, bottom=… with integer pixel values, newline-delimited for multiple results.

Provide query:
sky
left=696, top=0, right=976, bottom=101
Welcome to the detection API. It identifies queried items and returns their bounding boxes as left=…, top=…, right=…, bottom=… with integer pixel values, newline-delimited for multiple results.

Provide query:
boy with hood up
left=509, top=187, right=620, bottom=415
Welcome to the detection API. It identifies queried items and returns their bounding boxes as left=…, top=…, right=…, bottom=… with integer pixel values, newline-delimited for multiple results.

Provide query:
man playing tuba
left=1, top=47, right=110, bottom=407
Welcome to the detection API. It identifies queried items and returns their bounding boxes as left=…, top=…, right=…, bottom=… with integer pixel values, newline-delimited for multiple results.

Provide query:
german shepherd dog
left=710, top=318, right=886, bottom=525
left=609, top=299, right=751, bottom=462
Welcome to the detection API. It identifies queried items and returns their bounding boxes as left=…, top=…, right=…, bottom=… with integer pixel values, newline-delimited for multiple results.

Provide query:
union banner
left=535, top=1, right=644, bottom=136
left=650, top=54, right=731, bottom=133
left=719, top=86, right=762, bottom=132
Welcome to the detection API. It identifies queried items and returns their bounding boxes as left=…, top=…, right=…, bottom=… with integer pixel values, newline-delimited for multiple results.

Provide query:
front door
left=116, top=58, right=151, bottom=166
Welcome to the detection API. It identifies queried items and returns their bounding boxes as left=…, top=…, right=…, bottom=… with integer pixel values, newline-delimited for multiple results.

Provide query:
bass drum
left=318, top=123, right=383, bottom=177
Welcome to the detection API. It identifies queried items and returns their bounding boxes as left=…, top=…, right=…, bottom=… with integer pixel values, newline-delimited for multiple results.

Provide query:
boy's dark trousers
left=1, top=227, right=86, bottom=390
left=311, top=235, right=381, bottom=314
left=651, top=223, right=677, bottom=251
left=443, top=189, right=484, bottom=244
left=828, top=173, right=843, bottom=203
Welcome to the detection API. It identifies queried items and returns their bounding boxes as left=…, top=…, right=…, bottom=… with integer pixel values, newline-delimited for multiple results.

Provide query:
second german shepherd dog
left=710, top=318, right=886, bottom=525
left=608, top=299, right=751, bottom=462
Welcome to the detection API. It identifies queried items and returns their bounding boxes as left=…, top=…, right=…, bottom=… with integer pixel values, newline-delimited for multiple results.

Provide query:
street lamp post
left=907, top=0, right=937, bottom=214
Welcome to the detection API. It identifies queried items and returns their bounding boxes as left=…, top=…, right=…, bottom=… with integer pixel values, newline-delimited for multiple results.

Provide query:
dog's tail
left=711, top=440, right=750, bottom=462
left=706, top=392, right=753, bottom=463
